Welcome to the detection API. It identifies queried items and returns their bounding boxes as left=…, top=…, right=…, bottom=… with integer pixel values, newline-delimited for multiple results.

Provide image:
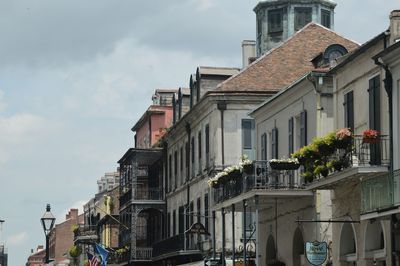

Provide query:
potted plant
left=301, top=171, right=314, bottom=183
left=225, top=165, right=242, bottom=179
left=69, top=245, right=82, bottom=258
left=314, top=133, right=336, bottom=156
left=314, top=165, right=329, bottom=178
left=327, top=159, right=343, bottom=172
left=240, top=155, right=254, bottom=174
left=335, top=128, right=352, bottom=149
left=362, top=129, right=380, bottom=144
left=269, top=158, right=300, bottom=170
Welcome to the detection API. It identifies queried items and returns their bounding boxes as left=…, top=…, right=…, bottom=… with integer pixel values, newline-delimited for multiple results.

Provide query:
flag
left=87, top=252, right=100, bottom=266
left=94, top=243, right=109, bottom=266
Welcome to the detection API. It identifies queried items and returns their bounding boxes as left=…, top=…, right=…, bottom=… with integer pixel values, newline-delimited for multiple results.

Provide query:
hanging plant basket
left=269, top=161, right=300, bottom=170
left=362, top=137, right=380, bottom=144
left=242, top=164, right=254, bottom=175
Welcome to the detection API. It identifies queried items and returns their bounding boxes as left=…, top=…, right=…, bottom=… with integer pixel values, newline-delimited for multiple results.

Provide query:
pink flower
left=336, top=128, right=352, bottom=140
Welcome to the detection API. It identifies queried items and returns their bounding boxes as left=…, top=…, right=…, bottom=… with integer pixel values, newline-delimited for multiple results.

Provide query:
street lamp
left=41, top=204, right=55, bottom=263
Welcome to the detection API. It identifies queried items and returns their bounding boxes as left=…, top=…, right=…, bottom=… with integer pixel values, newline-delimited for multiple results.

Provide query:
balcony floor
left=212, top=188, right=313, bottom=211
left=305, top=166, right=389, bottom=190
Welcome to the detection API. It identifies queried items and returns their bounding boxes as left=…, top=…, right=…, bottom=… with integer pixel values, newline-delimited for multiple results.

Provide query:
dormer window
left=294, top=7, right=312, bottom=31
left=268, top=9, right=283, bottom=33
left=321, top=9, right=331, bottom=28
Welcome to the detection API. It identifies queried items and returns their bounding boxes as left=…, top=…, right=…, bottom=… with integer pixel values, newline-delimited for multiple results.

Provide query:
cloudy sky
left=0, top=0, right=399, bottom=265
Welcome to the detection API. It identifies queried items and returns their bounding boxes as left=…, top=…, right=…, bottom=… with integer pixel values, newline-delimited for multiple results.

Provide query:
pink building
left=132, top=89, right=176, bottom=148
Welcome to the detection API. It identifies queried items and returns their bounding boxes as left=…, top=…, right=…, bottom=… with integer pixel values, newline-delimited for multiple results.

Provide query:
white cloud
left=196, top=0, right=214, bottom=11
left=7, top=232, right=28, bottom=246
left=0, top=113, right=47, bottom=163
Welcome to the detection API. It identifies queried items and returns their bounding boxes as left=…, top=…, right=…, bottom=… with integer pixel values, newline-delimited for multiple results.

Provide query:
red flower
left=363, top=129, right=379, bottom=139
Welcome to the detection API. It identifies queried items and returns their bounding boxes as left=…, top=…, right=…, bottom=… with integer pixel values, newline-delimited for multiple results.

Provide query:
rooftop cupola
left=254, top=0, right=337, bottom=56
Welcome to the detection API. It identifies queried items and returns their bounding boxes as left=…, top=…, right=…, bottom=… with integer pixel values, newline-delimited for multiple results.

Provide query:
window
left=288, top=117, right=294, bottom=155
left=204, top=193, right=209, bottom=231
left=179, top=206, right=184, bottom=234
left=369, top=75, right=381, bottom=164
left=167, top=212, right=171, bottom=237
left=191, top=137, right=195, bottom=177
left=197, top=197, right=201, bottom=223
left=168, top=154, right=172, bottom=191
left=172, top=210, right=176, bottom=236
left=261, top=133, right=267, bottom=160
left=257, top=16, right=263, bottom=53
left=268, top=9, right=283, bottom=33
left=174, top=151, right=178, bottom=188
left=294, top=7, right=312, bottom=31
left=321, top=9, right=331, bottom=28
left=198, top=131, right=202, bottom=174
left=180, top=146, right=183, bottom=172
left=189, top=201, right=194, bottom=226
left=185, top=142, right=189, bottom=176
left=344, top=91, right=354, bottom=131
left=300, top=110, right=307, bottom=147
left=242, top=119, right=255, bottom=159
left=205, top=125, right=210, bottom=168
left=271, top=127, right=278, bottom=159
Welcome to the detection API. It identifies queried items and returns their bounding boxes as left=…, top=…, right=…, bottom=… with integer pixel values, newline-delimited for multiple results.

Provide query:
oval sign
left=305, top=241, right=327, bottom=266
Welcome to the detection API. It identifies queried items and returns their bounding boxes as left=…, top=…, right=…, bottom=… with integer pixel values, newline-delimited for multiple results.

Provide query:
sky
left=0, top=0, right=399, bottom=265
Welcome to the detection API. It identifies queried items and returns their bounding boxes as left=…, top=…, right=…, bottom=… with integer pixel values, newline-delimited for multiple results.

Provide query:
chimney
left=390, top=10, right=400, bottom=45
left=242, top=40, right=256, bottom=69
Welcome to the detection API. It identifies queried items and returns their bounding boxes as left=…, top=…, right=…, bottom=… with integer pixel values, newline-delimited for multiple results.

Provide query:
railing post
left=212, top=211, right=216, bottom=259
left=232, top=204, right=235, bottom=265
left=221, top=208, right=226, bottom=266
left=243, top=200, right=247, bottom=264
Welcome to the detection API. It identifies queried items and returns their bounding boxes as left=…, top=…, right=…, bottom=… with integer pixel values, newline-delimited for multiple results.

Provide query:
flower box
left=362, top=129, right=380, bottom=144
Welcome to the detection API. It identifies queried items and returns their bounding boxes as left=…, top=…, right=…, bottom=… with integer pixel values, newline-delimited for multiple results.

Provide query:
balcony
left=74, top=225, right=98, bottom=244
left=120, top=188, right=164, bottom=207
left=213, top=161, right=311, bottom=206
left=134, top=247, right=153, bottom=261
left=361, top=169, right=400, bottom=215
left=152, top=234, right=201, bottom=261
left=305, top=136, right=389, bottom=190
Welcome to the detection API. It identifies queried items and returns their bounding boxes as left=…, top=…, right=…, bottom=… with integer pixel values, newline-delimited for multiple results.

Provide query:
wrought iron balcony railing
left=120, top=188, right=164, bottom=206
left=152, top=234, right=199, bottom=258
left=212, top=161, right=302, bottom=204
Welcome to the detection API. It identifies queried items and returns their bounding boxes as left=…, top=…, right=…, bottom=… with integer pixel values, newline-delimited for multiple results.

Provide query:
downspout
left=375, top=32, right=395, bottom=264
left=217, top=101, right=227, bottom=166
left=163, top=141, right=169, bottom=239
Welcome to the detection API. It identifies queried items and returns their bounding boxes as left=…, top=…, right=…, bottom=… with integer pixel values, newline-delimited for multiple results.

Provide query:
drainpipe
left=375, top=37, right=395, bottom=264
left=217, top=101, right=227, bottom=167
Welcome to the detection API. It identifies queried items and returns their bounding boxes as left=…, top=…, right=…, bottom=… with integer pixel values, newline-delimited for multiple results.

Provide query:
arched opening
left=266, top=235, right=276, bottom=265
left=340, top=223, right=356, bottom=258
left=292, top=228, right=304, bottom=266
left=365, top=221, right=384, bottom=251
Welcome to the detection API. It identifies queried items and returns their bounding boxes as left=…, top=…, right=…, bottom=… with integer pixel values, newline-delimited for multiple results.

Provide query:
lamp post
left=41, top=204, right=55, bottom=264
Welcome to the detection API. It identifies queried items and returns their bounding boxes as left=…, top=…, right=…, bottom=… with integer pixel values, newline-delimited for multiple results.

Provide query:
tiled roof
left=217, top=23, right=359, bottom=92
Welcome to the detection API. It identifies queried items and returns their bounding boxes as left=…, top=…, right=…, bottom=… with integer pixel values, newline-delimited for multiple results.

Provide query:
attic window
left=294, top=7, right=312, bottom=31
left=321, top=9, right=331, bottom=28
left=268, top=9, right=283, bottom=33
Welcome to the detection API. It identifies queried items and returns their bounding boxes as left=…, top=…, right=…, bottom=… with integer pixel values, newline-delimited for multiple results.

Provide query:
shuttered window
left=300, top=110, right=307, bottom=147
left=268, top=9, right=283, bottom=33
left=288, top=117, right=294, bottom=155
left=369, top=75, right=381, bottom=164
left=204, top=193, right=209, bottom=231
left=179, top=206, right=184, bottom=234
left=321, top=9, right=331, bottom=28
left=261, top=133, right=267, bottom=160
left=344, top=91, right=354, bottom=131
left=294, top=7, right=312, bottom=31
left=172, top=210, right=176, bottom=236
left=205, top=125, right=210, bottom=168
left=271, top=128, right=279, bottom=159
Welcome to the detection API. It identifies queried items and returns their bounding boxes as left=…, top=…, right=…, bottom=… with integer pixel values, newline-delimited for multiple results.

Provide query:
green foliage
left=69, top=245, right=82, bottom=258
left=71, top=224, right=79, bottom=233
left=314, top=165, right=329, bottom=177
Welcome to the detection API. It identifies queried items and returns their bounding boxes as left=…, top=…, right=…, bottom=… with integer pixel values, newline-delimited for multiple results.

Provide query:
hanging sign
left=305, top=241, right=327, bottom=266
